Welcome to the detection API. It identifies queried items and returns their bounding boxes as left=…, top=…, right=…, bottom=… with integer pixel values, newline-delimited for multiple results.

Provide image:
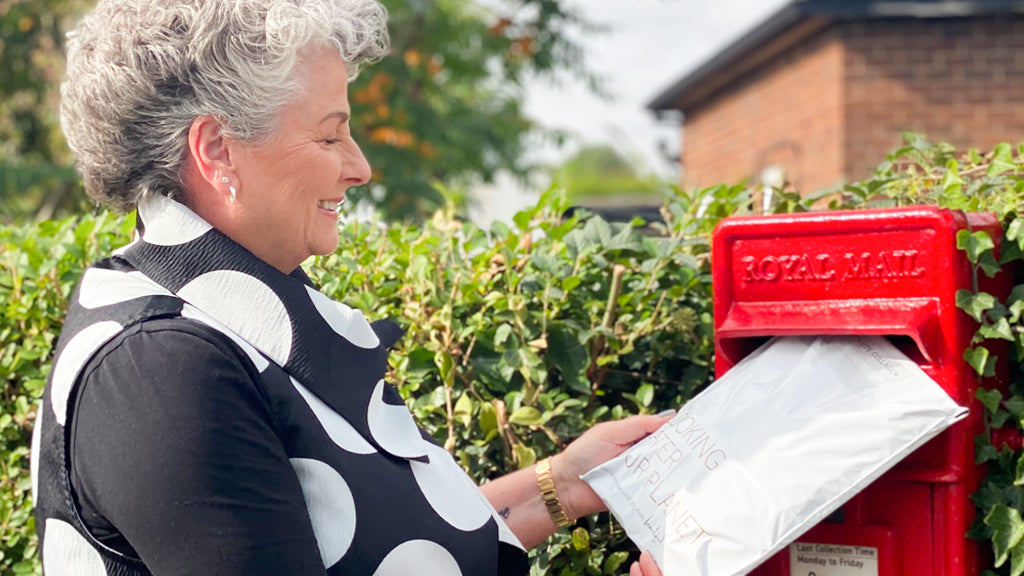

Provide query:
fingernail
left=657, top=409, right=676, bottom=418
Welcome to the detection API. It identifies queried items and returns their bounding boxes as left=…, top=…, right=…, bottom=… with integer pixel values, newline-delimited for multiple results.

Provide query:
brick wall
left=679, top=15, right=1024, bottom=196
left=681, top=28, right=846, bottom=193
left=842, top=17, right=1024, bottom=181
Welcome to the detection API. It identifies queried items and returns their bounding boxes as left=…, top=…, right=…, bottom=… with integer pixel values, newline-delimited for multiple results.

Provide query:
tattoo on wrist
left=499, top=507, right=510, bottom=519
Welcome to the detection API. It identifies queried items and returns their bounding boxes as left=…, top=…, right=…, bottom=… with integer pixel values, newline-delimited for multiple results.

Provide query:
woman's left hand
left=479, top=411, right=673, bottom=550
left=553, top=412, right=673, bottom=521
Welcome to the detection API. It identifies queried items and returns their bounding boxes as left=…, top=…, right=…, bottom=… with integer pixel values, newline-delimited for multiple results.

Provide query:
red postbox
left=711, top=206, right=1008, bottom=576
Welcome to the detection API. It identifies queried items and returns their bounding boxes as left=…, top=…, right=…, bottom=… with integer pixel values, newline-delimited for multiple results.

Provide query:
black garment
left=70, top=319, right=326, bottom=575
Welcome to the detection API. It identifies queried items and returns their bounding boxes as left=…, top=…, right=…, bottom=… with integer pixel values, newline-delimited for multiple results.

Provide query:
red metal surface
left=711, top=206, right=1009, bottom=576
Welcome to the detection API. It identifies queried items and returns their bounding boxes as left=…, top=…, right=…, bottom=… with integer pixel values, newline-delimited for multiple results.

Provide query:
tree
left=0, top=0, right=91, bottom=223
left=551, top=144, right=665, bottom=204
left=351, top=0, right=601, bottom=219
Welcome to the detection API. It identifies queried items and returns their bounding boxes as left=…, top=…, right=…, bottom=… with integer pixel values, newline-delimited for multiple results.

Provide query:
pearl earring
left=221, top=176, right=229, bottom=184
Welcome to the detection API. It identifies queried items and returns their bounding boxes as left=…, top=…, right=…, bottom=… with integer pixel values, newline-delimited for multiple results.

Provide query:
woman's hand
left=479, top=411, right=673, bottom=550
left=629, top=551, right=663, bottom=576
left=554, top=412, right=674, bottom=520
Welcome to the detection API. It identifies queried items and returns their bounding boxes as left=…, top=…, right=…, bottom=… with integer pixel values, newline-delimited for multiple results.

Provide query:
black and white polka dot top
left=32, top=193, right=528, bottom=575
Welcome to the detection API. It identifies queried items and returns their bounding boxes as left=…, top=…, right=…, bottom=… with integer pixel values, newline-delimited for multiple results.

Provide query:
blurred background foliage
left=0, top=0, right=608, bottom=224
left=551, top=144, right=666, bottom=205
left=0, top=0, right=89, bottom=222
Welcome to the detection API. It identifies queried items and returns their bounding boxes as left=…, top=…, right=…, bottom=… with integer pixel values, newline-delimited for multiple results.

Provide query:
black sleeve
left=68, top=319, right=327, bottom=576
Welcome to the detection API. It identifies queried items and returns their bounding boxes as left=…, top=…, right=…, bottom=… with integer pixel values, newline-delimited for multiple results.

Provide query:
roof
left=648, top=0, right=1024, bottom=113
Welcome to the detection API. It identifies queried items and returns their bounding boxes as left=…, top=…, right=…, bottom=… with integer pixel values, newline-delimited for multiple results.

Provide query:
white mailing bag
left=581, top=336, right=968, bottom=576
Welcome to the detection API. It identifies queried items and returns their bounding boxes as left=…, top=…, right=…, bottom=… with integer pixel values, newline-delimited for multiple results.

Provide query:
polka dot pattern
left=51, top=321, right=123, bottom=426
left=137, top=192, right=212, bottom=246
left=366, top=379, right=428, bottom=460
left=78, top=268, right=172, bottom=309
left=371, top=540, right=463, bottom=576
left=290, top=458, right=357, bottom=568
left=410, top=442, right=491, bottom=532
left=291, top=378, right=376, bottom=454
left=42, top=519, right=108, bottom=576
left=178, top=270, right=293, bottom=366
left=305, top=286, right=379, bottom=349
left=181, top=304, right=270, bottom=373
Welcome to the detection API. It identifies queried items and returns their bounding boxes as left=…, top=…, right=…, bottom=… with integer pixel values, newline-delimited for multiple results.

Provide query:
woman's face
left=230, top=48, right=371, bottom=273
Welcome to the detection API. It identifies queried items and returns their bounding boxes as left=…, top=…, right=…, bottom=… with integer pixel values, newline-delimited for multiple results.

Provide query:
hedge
left=3, top=135, right=1024, bottom=575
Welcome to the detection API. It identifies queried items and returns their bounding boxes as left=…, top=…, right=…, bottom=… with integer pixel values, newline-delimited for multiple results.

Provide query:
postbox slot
left=715, top=297, right=941, bottom=372
left=718, top=334, right=930, bottom=372
left=885, top=335, right=927, bottom=365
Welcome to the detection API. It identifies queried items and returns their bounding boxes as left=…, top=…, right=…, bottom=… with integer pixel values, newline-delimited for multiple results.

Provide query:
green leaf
left=980, top=317, right=1015, bottom=341
left=508, top=406, right=543, bottom=426
left=605, top=225, right=643, bottom=252
left=514, top=444, right=536, bottom=468
left=1005, top=395, right=1024, bottom=419
left=636, top=383, right=655, bottom=408
left=1007, top=285, right=1024, bottom=321
left=941, top=159, right=964, bottom=194
left=957, top=289, right=996, bottom=322
left=1011, top=537, right=1024, bottom=576
left=454, top=392, right=473, bottom=428
left=435, top=351, right=455, bottom=388
left=478, top=402, right=498, bottom=434
left=979, top=252, right=1003, bottom=278
left=1008, top=219, right=1024, bottom=247
left=512, top=211, right=532, bottom=231
left=494, top=324, right=513, bottom=347
left=603, top=551, right=630, bottom=575
left=583, top=217, right=613, bottom=247
left=977, top=387, right=1004, bottom=414
left=966, top=347, right=996, bottom=377
left=957, top=230, right=996, bottom=264
left=986, top=505, right=1024, bottom=567
left=1015, top=452, right=1024, bottom=486
left=977, top=433, right=1000, bottom=464
left=993, top=409, right=1012, bottom=428
left=546, top=323, right=590, bottom=395
left=571, top=527, right=591, bottom=552
left=989, top=143, right=1017, bottom=177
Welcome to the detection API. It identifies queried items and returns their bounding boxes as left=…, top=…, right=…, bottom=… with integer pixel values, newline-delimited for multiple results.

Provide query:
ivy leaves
left=909, top=136, right=1024, bottom=576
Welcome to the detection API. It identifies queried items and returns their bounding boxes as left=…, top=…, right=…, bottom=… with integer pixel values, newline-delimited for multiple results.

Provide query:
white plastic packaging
left=581, top=336, right=967, bottom=576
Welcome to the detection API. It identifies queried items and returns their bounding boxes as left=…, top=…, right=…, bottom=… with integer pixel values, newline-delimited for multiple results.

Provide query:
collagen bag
left=581, top=336, right=967, bottom=576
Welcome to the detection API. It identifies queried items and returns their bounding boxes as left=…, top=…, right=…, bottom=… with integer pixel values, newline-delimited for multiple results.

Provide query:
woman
left=32, top=0, right=666, bottom=574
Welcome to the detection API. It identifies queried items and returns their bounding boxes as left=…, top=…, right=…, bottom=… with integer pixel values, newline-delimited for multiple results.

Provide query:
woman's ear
left=186, top=115, right=235, bottom=189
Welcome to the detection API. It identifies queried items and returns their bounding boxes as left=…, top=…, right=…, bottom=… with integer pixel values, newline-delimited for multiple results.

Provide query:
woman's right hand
left=629, top=551, right=663, bottom=576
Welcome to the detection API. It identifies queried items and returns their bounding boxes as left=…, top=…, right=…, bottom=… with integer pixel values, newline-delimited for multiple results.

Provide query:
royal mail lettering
left=840, top=251, right=924, bottom=281
left=741, top=250, right=924, bottom=284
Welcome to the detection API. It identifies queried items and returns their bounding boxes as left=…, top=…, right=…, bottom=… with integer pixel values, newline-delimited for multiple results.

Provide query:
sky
left=470, top=0, right=793, bottom=222
left=526, top=0, right=793, bottom=175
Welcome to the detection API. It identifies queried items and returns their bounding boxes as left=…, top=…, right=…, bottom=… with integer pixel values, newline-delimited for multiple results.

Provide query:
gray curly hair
left=61, top=0, right=389, bottom=212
